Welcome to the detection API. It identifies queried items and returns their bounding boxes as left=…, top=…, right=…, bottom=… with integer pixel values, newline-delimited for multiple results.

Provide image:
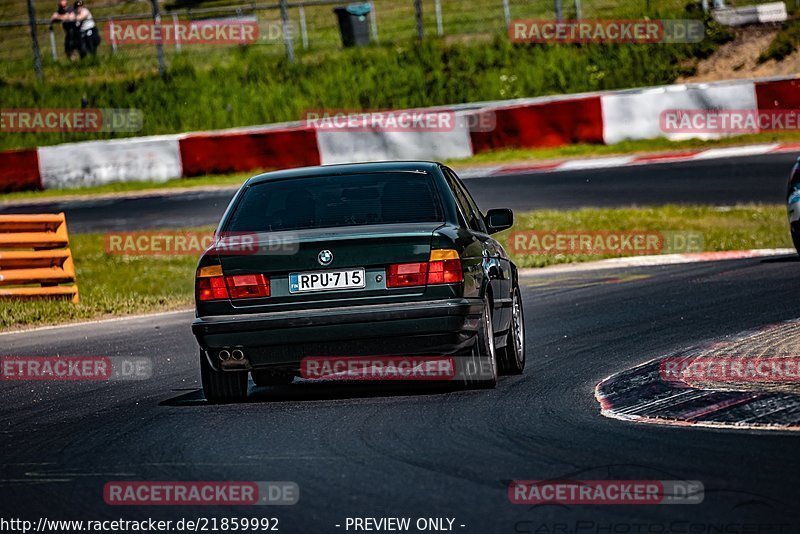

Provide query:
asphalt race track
left=2, top=255, right=799, bottom=531
left=1, top=152, right=796, bottom=233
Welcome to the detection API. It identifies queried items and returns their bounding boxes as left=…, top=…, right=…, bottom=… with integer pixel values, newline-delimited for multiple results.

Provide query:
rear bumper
left=192, top=298, right=483, bottom=371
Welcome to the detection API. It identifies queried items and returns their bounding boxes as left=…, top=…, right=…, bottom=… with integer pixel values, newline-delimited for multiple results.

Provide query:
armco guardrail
left=1, top=75, right=798, bottom=192
left=0, top=213, right=79, bottom=303
left=712, top=2, right=788, bottom=26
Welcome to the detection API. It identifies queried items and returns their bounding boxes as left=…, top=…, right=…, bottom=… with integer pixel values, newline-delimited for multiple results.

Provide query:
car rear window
left=224, top=172, right=444, bottom=232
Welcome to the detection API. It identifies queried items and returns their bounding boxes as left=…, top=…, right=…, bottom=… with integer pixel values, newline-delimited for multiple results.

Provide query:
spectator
left=73, top=1, right=101, bottom=57
left=49, top=0, right=79, bottom=61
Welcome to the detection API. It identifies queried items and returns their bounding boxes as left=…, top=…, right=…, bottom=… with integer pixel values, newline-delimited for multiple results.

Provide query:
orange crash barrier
left=0, top=213, right=79, bottom=303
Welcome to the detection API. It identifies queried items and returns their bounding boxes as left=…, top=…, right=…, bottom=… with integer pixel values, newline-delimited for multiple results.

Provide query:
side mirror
left=484, top=208, right=513, bottom=234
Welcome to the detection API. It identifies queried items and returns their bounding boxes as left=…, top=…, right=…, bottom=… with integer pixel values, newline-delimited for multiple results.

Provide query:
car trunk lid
left=214, top=222, right=443, bottom=309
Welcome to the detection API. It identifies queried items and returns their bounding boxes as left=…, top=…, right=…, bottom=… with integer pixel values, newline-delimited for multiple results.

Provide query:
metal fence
left=0, top=0, right=765, bottom=82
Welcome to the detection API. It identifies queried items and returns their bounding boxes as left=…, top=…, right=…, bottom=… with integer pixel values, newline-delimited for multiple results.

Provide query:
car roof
left=246, top=161, right=443, bottom=186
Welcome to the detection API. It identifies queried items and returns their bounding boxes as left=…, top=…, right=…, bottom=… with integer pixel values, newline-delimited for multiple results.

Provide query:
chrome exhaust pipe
left=219, top=350, right=231, bottom=361
left=231, top=349, right=245, bottom=361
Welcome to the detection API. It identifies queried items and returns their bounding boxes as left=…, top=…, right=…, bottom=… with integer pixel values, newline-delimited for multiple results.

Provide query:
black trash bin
left=333, top=3, right=371, bottom=47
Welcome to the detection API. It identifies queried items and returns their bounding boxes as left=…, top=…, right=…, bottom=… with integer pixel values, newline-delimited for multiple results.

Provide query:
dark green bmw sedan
left=191, top=161, right=525, bottom=402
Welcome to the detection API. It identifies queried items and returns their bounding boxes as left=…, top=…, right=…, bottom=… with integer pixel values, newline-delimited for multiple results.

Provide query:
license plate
left=289, top=268, right=366, bottom=294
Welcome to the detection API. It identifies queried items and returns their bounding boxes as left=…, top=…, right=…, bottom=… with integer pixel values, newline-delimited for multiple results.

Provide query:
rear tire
left=460, top=298, right=497, bottom=389
left=498, top=286, right=525, bottom=375
left=792, top=222, right=800, bottom=256
left=251, top=371, right=294, bottom=387
left=200, top=351, right=248, bottom=403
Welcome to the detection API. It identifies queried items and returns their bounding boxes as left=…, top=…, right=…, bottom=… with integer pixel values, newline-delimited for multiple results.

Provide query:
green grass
left=0, top=0, right=703, bottom=71
left=0, top=230, right=204, bottom=330
left=1, top=204, right=791, bottom=330
left=759, top=7, right=800, bottom=63
left=0, top=11, right=733, bottom=151
left=461, top=131, right=800, bottom=165
left=500, top=205, right=793, bottom=268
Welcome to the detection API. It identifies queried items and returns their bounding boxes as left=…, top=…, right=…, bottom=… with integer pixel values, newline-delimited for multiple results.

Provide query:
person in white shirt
left=72, top=1, right=101, bottom=57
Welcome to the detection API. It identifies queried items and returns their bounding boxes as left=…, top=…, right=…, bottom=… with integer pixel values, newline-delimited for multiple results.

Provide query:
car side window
left=445, top=168, right=487, bottom=234
left=442, top=169, right=470, bottom=228
left=458, top=181, right=489, bottom=234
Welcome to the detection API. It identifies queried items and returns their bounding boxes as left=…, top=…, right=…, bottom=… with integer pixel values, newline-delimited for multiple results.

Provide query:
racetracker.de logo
left=0, top=356, right=151, bottom=381
left=660, top=356, right=800, bottom=384
left=508, top=231, right=704, bottom=256
left=1, top=109, right=142, bottom=133
left=304, top=109, right=458, bottom=132
left=104, top=231, right=299, bottom=256
left=508, top=480, right=704, bottom=505
left=301, top=356, right=457, bottom=381
left=660, top=109, right=800, bottom=134
left=107, top=19, right=259, bottom=45
left=103, top=481, right=299, bottom=506
left=509, top=19, right=704, bottom=44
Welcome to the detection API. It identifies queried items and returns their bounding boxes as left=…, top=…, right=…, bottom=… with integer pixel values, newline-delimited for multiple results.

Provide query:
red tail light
left=386, top=250, right=463, bottom=288
left=226, top=274, right=270, bottom=299
left=197, top=275, right=230, bottom=301
left=196, top=266, right=270, bottom=301
left=427, top=258, right=462, bottom=284
left=387, top=262, right=428, bottom=288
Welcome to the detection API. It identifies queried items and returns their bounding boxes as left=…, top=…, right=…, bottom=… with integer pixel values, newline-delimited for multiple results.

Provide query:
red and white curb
left=519, top=248, right=795, bottom=276
left=460, top=143, right=800, bottom=179
left=3, top=75, right=799, bottom=192
left=3, top=140, right=796, bottom=205
left=595, top=319, right=800, bottom=432
left=595, top=386, right=786, bottom=432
